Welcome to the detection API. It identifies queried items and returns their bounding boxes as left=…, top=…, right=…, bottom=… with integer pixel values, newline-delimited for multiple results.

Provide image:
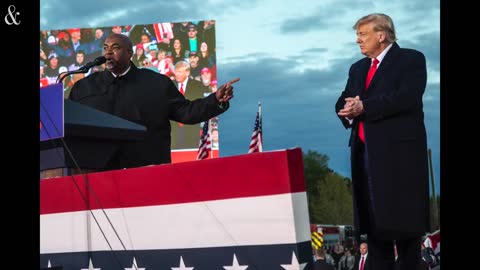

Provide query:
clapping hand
left=338, top=95, right=364, bottom=118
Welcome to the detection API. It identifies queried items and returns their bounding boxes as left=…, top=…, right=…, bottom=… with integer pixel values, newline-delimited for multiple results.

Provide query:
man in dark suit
left=335, top=13, right=429, bottom=270
left=171, top=60, right=211, bottom=149
left=354, top=243, right=371, bottom=270
left=69, top=33, right=239, bottom=170
left=305, top=247, right=335, bottom=270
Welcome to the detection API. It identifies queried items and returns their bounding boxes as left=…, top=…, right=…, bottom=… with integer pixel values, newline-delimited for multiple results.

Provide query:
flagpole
left=248, top=101, right=263, bottom=154
left=208, top=119, right=213, bottom=159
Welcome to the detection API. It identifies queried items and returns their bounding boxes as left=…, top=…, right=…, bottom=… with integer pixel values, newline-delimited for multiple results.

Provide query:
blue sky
left=41, top=0, right=440, bottom=194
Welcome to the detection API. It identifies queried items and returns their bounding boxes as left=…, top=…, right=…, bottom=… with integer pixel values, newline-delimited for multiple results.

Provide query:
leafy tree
left=315, top=172, right=353, bottom=224
left=303, top=150, right=330, bottom=222
left=303, top=150, right=353, bottom=225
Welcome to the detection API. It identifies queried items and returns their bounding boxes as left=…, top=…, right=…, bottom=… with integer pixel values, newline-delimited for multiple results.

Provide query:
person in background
left=44, top=52, right=60, bottom=85
left=111, top=25, right=123, bottom=34
left=68, top=50, right=88, bottom=74
left=338, top=249, right=355, bottom=270
left=354, top=243, right=371, bottom=270
left=185, top=23, right=202, bottom=54
left=170, top=38, right=187, bottom=64
left=306, top=247, right=335, bottom=270
left=200, top=67, right=213, bottom=89
left=132, top=43, right=147, bottom=67
left=211, top=128, right=219, bottom=149
left=158, top=55, right=175, bottom=77
left=170, top=60, right=211, bottom=149
left=198, top=41, right=215, bottom=68
left=147, top=44, right=159, bottom=66
left=188, top=52, right=202, bottom=81
left=201, top=20, right=216, bottom=52
left=40, top=65, right=48, bottom=87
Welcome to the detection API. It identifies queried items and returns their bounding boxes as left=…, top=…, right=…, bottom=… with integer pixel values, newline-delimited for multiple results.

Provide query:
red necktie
left=178, top=83, right=185, bottom=126
left=358, top=58, right=379, bottom=143
left=359, top=256, right=365, bottom=270
left=179, top=83, right=185, bottom=95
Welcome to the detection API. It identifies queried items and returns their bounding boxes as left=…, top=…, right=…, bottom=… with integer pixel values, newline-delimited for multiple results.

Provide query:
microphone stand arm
left=56, top=68, right=89, bottom=84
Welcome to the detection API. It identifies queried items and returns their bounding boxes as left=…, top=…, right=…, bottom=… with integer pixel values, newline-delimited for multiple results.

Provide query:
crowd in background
left=40, top=20, right=217, bottom=95
left=311, top=236, right=440, bottom=270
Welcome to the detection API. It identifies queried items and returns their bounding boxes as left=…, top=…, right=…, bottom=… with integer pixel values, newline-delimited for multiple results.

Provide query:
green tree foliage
left=303, top=150, right=330, bottom=195
left=303, top=150, right=353, bottom=225
left=315, top=173, right=353, bottom=225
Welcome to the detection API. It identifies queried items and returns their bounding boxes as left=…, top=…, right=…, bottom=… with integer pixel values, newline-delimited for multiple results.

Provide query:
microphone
left=56, top=56, right=107, bottom=84
left=79, top=56, right=107, bottom=72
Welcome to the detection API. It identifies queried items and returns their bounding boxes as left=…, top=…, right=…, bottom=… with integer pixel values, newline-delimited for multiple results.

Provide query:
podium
left=40, top=99, right=146, bottom=178
left=40, top=148, right=312, bottom=269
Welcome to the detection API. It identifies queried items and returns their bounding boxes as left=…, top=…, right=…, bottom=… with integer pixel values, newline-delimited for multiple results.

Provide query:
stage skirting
left=40, top=147, right=312, bottom=269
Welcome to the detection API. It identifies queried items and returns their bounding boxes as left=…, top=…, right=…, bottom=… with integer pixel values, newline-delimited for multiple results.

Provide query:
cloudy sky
left=41, top=0, right=440, bottom=193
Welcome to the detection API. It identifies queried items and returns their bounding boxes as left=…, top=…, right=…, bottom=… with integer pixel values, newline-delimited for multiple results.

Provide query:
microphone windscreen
left=94, top=56, right=107, bottom=65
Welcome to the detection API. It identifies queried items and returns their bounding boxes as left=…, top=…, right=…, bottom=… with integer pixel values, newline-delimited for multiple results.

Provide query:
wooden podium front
left=40, top=148, right=312, bottom=269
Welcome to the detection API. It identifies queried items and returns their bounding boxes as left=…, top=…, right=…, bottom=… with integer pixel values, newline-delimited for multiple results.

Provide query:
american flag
left=153, top=22, right=173, bottom=41
left=196, top=120, right=211, bottom=160
left=248, top=102, right=263, bottom=153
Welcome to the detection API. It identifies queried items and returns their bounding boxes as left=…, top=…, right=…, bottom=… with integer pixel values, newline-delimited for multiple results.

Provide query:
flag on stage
left=153, top=22, right=173, bottom=41
left=424, top=229, right=441, bottom=254
left=248, top=102, right=262, bottom=153
left=197, top=120, right=211, bottom=160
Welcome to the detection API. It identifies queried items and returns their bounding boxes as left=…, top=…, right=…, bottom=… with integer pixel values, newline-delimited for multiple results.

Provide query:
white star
left=81, top=258, right=101, bottom=270
left=171, top=256, right=194, bottom=270
left=125, top=257, right=145, bottom=270
left=280, top=252, right=307, bottom=270
left=223, top=254, right=249, bottom=270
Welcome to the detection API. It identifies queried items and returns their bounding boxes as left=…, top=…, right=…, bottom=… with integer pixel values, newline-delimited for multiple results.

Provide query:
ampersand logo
left=4, top=5, right=20, bottom=25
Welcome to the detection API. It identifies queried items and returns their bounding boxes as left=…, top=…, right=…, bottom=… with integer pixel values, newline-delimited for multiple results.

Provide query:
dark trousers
left=368, top=236, right=422, bottom=270
left=396, top=238, right=422, bottom=270
left=358, top=142, right=422, bottom=270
